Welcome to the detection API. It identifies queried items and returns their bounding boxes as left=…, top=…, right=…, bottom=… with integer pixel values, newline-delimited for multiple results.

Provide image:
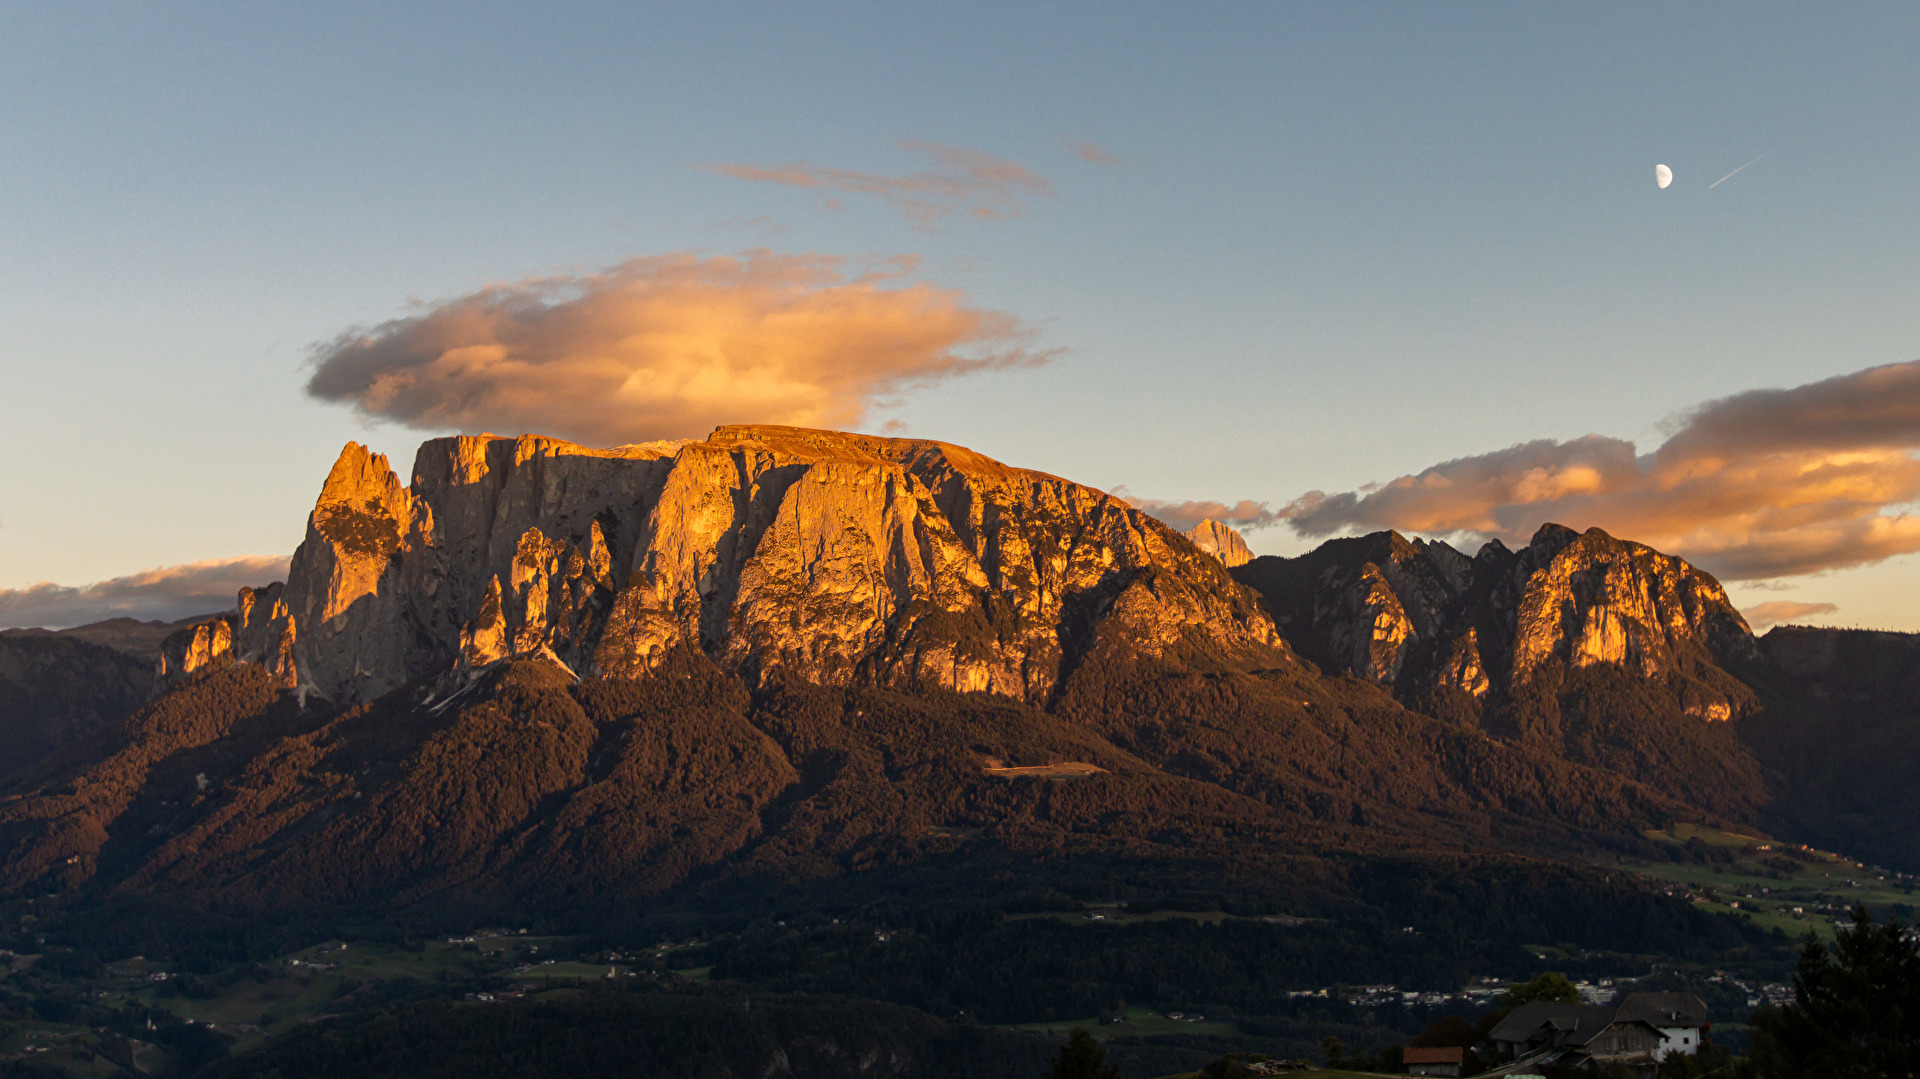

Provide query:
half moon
left=1655, top=164, right=1673, bottom=189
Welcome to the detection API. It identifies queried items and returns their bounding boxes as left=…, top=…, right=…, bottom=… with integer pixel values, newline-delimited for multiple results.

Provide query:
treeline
left=690, top=857, right=1785, bottom=1024
left=4, top=655, right=1705, bottom=914
left=202, top=982, right=1053, bottom=1079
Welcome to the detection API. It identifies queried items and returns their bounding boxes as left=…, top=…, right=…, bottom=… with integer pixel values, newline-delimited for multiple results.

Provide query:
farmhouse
left=1615, top=991, right=1710, bottom=1060
left=1487, top=1003, right=1662, bottom=1078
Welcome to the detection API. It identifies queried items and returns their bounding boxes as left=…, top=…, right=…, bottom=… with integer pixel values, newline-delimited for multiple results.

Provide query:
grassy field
left=1152, top=1059, right=1382, bottom=1067
left=1008, top=1005, right=1238, bottom=1039
left=1006, top=902, right=1316, bottom=928
left=96, top=936, right=606, bottom=1052
left=1603, top=824, right=1918, bottom=941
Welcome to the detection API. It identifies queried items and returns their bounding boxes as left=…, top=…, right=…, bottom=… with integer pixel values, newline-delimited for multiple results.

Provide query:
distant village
left=1282, top=972, right=1790, bottom=1013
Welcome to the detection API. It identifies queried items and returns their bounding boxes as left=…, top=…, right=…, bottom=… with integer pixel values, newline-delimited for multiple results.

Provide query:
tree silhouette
left=1502, top=971, right=1581, bottom=1006
left=1048, top=1027, right=1119, bottom=1079
left=1754, top=905, right=1920, bottom=1078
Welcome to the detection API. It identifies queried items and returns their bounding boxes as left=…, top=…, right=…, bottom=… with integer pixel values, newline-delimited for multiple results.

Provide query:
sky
left=4, top=3, right=1920, bottom=630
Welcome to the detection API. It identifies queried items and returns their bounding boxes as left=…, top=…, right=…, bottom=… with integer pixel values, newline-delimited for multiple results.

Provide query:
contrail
left=1708, top=153, right=1768, bottom=189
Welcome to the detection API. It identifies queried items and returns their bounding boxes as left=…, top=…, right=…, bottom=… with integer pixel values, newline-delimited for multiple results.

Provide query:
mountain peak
left=165, top=427, right=1288, bottom=704
left=1234, top=523, right=1755, bottom=712
left=1183, top=519, right=1254, bottom=567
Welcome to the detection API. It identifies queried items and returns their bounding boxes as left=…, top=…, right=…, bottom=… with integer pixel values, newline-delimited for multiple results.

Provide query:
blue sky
left=4, top=3, right=1919, bottom=629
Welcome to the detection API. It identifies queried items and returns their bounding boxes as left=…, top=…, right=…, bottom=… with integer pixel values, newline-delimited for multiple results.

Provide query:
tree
left=1502, top=972, right=1580, bottom=1007
left=1048, top=1027, right=1119, bottom=1079
left=1753, top=905, right=1920, bottom=1078
left=1199, top=1053, right=1255, bottom=1079
left=1321, top=1035, right=1346, bottom=1067
left=1414, top=1015, right=1476, bottom=1047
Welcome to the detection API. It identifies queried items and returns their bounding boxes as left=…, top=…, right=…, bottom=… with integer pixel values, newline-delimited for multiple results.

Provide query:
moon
left=1655, top=163, right=1673, bottom=189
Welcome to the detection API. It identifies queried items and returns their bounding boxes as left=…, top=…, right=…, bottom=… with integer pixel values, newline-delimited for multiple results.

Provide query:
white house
left=1615, top=992, right=1709, bottom=1061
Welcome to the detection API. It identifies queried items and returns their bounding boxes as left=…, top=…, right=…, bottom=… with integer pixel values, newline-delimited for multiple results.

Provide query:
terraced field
left=1607, top=824, right=1918, bottom=940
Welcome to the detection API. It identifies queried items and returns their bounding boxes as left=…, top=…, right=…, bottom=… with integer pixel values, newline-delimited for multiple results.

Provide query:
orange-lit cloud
left=306, top=252, right=1057, bottom=447
left=701, top=141, right=1052, bottom=228
left=1741, top=601, right=1839, bottom=630
left=1116, top=490, right=1281, bottom=534
left=0, top=556, right=289, bottom=630
left=1283, top=360, right=1920, bottom=580
left=1062, top=135, right=1125, bottom=165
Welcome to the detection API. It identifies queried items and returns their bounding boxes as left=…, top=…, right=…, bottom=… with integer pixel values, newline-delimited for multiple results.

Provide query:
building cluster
left=1482, top=992, right=1708, bottom=1079
left=1702, top=971, right=1792, bottom=1010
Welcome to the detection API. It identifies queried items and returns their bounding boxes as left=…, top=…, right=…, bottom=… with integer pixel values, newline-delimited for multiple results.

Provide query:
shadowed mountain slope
left=1739, top=626, right=1920, bottom=869
left=0, top=634, right=157, bottom=781
left=5, top=424, right=1915, bottom=917
left=1232, top=526, right=1770, bottom=822
left=0, top=429, right=1733, bottom=911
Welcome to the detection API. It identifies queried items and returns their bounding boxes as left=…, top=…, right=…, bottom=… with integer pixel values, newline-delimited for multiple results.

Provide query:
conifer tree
left=1049, top=1027, right=1120, bottom=1079
left=1754, top=905, right=1920, bottom=1078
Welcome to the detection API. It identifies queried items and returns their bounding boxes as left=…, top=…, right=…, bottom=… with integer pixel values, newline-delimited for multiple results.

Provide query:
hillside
left=0, top=634, right=154, bottom=781
left=0, top=426, right=1775, bottom=916
left=2, top=424, right=1876, bottom=1077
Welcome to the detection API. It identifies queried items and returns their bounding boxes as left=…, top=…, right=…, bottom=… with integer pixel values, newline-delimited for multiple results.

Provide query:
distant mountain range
left=0, top=617, right=198, bottom=782
left=2, top=425, right=1915, bottom=916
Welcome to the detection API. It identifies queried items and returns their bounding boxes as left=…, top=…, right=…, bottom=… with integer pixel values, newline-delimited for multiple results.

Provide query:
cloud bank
left=0, top=556, right=290, bottom=630
left=1740, top=601, right=1839, bottom=631
left=1117, top=491, right=1283, bottom=535
left=306, top=252, right=1056, bottom=447
left=1282, top=360, right=1920, bottom=580
left=701, top=141, right=1052, bottom=228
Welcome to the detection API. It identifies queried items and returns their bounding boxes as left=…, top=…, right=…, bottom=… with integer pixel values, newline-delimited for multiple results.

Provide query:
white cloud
left=1741, top=601, right=1840, bottom=630
left=0, top=556, right=289, bottom=630
left=1282, top=360, right=1920, bottom=580
left=701, top=141, right=1052, bottom=228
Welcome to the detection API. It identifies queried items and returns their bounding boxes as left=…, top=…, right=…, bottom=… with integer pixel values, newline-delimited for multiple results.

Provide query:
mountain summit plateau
left=161, top=425, right=1285, bottom=705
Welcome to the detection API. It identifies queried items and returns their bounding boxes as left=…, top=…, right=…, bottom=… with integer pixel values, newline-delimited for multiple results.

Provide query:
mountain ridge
left=160, top=425, right=1287, bottom=708
left=5, top=423, right=1918, bottom=916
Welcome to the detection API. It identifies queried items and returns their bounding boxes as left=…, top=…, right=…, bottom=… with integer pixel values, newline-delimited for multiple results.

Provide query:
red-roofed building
left=1403, top=1045, right=1466, bottom=1077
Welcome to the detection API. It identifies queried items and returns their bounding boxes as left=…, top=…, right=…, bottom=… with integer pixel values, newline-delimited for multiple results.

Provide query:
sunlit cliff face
left=1282, top=359, right=1920, bottom=581
left=162, top=425, right=1287, bottom=704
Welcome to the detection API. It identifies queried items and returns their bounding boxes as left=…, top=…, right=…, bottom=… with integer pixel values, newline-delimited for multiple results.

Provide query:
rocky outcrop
left=155, top=583, right=297, bottom=694
left=1184, top=519, right=1254, bottom=567
left=1234, top=524, right=1757, bottom=715
left=171, top=426, right=1289, bottom=705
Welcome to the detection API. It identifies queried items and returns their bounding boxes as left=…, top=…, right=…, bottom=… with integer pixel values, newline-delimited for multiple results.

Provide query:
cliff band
left=163, top=426, right=1287, bottom=703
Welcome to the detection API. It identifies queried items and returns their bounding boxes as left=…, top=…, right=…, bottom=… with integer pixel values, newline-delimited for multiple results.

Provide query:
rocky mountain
left=1230, top=526, right=1772, bottom=820
left=1184, top=518, right=1255, bottom=567
left=2, top=426, right=1731, bottom=910
left=6, top=423, right=1919, bottom=919
left=1231, top=525, right=1755, bottom=714
left=160, top=426, right=1284, bottom=705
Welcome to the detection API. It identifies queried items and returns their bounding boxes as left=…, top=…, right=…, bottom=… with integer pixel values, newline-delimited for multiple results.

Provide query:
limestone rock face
left=1234, top=524, right=1756, bottom=715
left=209, top=426, right=1287, bottom=704
left=1184, top=519, right=1254, bottom=568
left=155, top=583, right=297, bottom=693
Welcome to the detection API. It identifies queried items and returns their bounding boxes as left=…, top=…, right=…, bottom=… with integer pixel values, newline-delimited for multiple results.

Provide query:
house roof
left=1487, top=1002, right=1620, bottom=1047
left=1616, top=992, right=1708, bottom=1028
left=1403, top=1046, right=1466, bottom=1064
